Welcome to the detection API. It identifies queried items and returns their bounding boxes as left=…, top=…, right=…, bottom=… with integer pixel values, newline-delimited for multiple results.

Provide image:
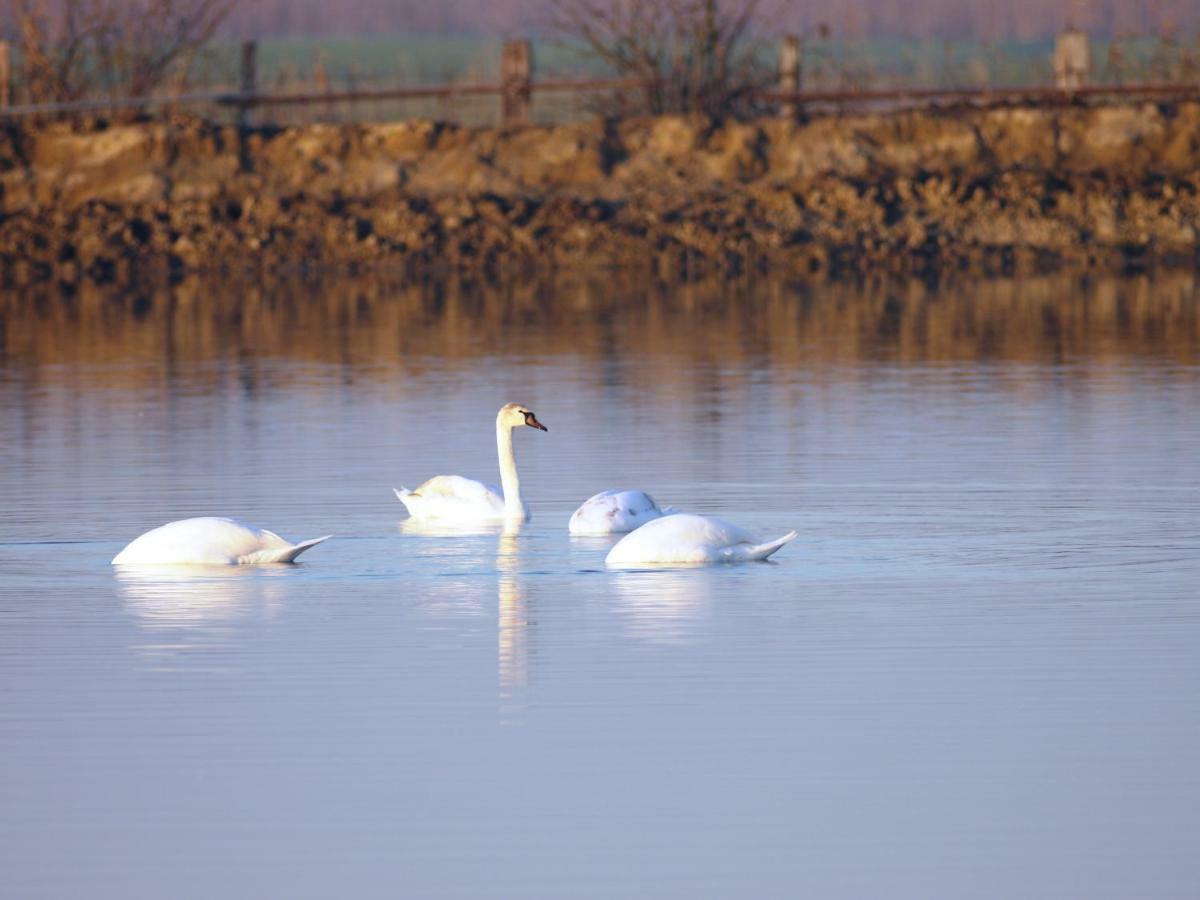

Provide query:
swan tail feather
left=731, top=530, right=798, bottom=562
left=239, top=535, right=331, bottom=565
left=394, top=487, right=421, bottom=519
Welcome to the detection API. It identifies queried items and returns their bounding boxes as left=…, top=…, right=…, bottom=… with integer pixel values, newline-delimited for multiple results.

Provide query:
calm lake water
left=1, top=272, right=1198, bottom=898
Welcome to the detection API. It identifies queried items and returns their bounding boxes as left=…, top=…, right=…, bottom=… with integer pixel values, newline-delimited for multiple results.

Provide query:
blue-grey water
left=1, top=273, right=1198, bottom=898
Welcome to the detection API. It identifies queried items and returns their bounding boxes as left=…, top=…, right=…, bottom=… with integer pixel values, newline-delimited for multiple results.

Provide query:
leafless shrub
left=10, top=0, right=231, bottom=103
left=1101, top=23, right=1200, bottom=85
left=548, top=0, right=772, bottom=119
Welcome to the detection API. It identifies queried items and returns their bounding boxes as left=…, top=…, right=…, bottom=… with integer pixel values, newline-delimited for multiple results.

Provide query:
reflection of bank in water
left=610, top=569, right=712, bottom=644
left=4, top=272, right=1196, bottom=378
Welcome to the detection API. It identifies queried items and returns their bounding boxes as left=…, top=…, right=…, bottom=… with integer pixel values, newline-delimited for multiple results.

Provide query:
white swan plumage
left=605, top=513, right=797, bottom=566
left=568, top=489, right=677, bottom=535
left=395, top=402, right=547, bottom=524
left=112, top=517, right=331, bottom=566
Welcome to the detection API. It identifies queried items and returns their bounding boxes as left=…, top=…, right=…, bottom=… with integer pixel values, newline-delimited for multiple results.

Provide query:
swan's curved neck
left=496, top=419, right=526, bottom=520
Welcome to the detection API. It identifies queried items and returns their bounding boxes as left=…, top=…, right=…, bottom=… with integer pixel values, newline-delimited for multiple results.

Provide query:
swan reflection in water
left=397, top=518, right=514, bottom=538
left=115, top=565, right=292, bottom=664
left=497, top=528, right=527, bottom=698
left=396, top=517, right=510, bottom=620
left=610, top=568, right=712, bottom=644
left=398, top=517, right=531, bottom=702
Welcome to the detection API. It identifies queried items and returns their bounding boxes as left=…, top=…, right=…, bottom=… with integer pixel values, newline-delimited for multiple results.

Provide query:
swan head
left=498, top=402, right=548, bottom=432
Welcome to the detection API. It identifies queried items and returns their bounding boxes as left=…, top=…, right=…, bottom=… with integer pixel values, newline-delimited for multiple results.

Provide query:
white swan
left=394, top=402, right=548, bottom=523
left=568, top=489, right=677, bottom=535
left=112, top=517, right=330, bottom=566
left=605, top=514, right=797, bottom=566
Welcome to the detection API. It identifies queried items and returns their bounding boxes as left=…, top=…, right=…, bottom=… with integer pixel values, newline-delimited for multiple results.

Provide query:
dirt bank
left=1, top=100, right=1198, bottom=282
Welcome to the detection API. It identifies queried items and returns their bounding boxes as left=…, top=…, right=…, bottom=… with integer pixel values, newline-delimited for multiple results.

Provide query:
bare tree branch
left=8, top=0, right=232, bottom=104
left=549, top=0, right=770, bottom=119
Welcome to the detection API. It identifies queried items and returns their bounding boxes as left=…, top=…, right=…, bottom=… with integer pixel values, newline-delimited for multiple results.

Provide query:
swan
left=605, top=513, right=797, bottom=566
left=394, top=402, right=548, bottom=523
left=568, top=489, right=677, bottom=535
left=112, top=517, right=331, bottom=566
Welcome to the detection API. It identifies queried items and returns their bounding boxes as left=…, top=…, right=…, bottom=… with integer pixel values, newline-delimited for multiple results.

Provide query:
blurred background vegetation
left=1, top=0, right=1198, bottom=123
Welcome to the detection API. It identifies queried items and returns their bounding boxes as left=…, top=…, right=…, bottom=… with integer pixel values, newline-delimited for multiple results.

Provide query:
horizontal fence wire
left=1, top=80, right=1197, bottom=120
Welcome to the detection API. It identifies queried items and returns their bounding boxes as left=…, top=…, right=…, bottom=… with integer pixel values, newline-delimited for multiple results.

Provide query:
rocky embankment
left=1, top=100, right=1198, bottom=281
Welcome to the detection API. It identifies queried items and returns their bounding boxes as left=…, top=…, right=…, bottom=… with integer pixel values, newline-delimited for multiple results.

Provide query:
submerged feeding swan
left=112, top=517, right=331, bottom=566
left=394, top=402, right=548, bottom=523
left=568, top=489, right=676, bottom=535
left=605, top=514, right=797, bottom=566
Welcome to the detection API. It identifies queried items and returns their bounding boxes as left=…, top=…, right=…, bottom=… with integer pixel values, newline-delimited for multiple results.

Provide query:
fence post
left=1053, top=28, right=1090, bottom=91
left=0, top=41, right=11, bottom=109
left=313, top=53, right=331, bottom=124
left=501, top=40, right=532, bottom=125
left=237, top=40, right=257, bottom=171
left=778, top=35, right=801, bottom=118
left=238, top=40, right=257, bottom=129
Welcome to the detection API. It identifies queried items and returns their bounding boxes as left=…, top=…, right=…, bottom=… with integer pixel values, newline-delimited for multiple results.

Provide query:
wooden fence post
left=0, top=41, right=11, bottom=109
left=313, top=52, right=331, bottom=122
left=237, top=40, right=257, bottom=171
left=778, top=35, right=801, bottom=118
left=501, top=40, right=532, bottom=125
left=238, top=40, right=257, bottom=129
left=1053, top=28, right=1090, bottom=91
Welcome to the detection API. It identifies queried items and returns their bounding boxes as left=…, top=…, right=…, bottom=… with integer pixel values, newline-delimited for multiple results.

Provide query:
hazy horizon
left=221, top=0, right=1199, bottom=40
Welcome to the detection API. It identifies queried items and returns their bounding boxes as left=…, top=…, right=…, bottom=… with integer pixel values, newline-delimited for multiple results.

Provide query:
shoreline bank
left=1, top=100, right=1198, bottom=283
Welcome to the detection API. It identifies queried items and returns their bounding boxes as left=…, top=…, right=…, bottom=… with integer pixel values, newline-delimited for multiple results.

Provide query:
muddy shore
left=1, top=100, right=1198, bottom=282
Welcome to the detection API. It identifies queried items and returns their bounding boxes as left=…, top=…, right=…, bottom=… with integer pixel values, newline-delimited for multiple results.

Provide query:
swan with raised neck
left=394, top=402, right=548, bottom=524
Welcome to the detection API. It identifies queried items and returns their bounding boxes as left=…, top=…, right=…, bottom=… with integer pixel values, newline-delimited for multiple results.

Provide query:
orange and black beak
left=524, top=411, right=548, bottom=431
